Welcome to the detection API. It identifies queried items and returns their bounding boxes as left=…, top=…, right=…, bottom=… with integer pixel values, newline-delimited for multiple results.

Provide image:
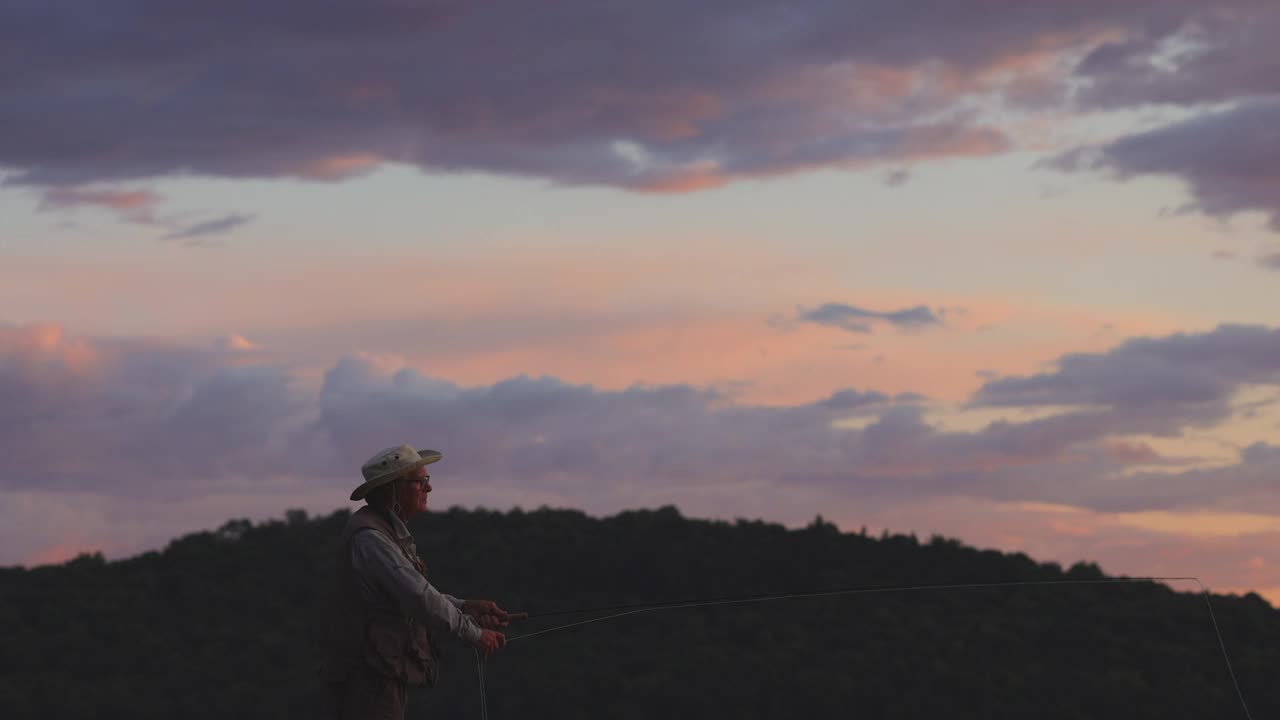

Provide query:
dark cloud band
left=8, top=0, right=1264, bottom=194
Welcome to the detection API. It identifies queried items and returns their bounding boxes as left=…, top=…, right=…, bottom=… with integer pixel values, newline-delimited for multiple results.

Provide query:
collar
left=363, top=504, right=413, bottom=540
left=385, top=509, right=412, bottom=540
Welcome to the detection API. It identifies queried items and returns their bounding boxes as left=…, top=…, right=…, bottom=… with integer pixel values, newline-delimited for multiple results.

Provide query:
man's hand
left=471, top=629, right=506, bottom=658
left=462, top=599, right=528, bottom=629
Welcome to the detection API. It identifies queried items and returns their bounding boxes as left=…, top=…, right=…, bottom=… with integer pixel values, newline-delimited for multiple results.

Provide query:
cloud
left=214, top=334, right=262, bottom=352
left=211, top=333, right=261, bottom=351
left=960, top=326, right=1280, bottom=493
left=883, top=168, right=911, bottom=187
left=1040, top=5, right=1280, bottom=233
left=818, top=388, right=891, bottom=411
left=1101, top=440, right=1159, bottom=465
left=18, top=0, right=1266, bottom=194
left=161, top=213, right=255, bottom=245
left=33, top=185, right=251, bottom=243
left=1072, top=7, right=1280, bottom=110
left=971, top=324, right=1280, bottom=427
left=1050, top=99, right=1280, bottom=230
left=6, top=321, right=1280, bottom=569
left=37, top=186, right=162, bottom=224
left=0, top=324, right=315, bottom=497
left=798, top=303, right=943, bottom=333
left=7, top=0, right=1274, bottom=227
left=1079, top=442, right=1280, bottom=514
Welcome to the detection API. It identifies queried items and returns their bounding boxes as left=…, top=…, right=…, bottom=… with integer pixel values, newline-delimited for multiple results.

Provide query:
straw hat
left=351, top=444, right=442, bottom=501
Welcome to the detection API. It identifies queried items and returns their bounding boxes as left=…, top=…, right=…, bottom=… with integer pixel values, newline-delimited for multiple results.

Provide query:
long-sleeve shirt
left=349, top=512, right=484, bottom=646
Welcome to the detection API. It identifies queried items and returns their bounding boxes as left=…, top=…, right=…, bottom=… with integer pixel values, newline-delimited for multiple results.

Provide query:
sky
left=3, top=1, right=1280, bottom=604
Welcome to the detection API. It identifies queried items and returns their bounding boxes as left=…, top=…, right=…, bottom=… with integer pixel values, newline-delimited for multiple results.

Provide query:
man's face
left=397, top=465, right=432, bottom=517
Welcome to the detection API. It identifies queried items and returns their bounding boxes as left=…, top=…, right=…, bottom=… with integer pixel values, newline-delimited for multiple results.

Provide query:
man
left=321, top=443, right=515, bottom=720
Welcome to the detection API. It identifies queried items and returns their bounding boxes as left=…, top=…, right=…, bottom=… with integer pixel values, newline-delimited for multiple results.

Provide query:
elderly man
left=321, top=444, right=514, bottom=720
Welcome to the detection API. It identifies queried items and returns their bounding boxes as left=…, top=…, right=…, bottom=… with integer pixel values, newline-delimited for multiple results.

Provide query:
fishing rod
left=477, top=575, right=1254, bottom=720
left=513, top=575, right=1198, bottom=621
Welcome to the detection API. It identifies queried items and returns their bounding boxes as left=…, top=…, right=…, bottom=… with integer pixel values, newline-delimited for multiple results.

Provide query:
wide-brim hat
left=351, top=443, right=442, bottom=501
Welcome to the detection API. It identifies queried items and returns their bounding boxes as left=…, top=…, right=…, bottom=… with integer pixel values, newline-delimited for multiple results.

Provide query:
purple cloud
left=1073, top=8, right=1280, bottom=110
left=1070, top=441, right=1280, bottom=513
left=798, top=303, right=943, bottom=333
left=1045, top=3, right=1280, bottom=232
left=0, top=326, right=317, bottom=498
left=37, top=186, right=162, bottom=224
left=1051, top=99, right=1280, bottom=230
left=819, top=388, right=891, bottom=410
left=972, top=324, right=1280, bottom=422
left=33, top=185, right=253, bottom=243
left=4, top=320, right=1280, bottom=566
left=160, top=213, right=255, bottom=245
left=11, top=0, right=1266, bottom=195
left=883, top=168, right=911, bottom=187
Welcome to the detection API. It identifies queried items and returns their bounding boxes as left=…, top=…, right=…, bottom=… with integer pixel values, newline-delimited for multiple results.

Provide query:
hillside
left=0, top=506, right=1275, bottom=719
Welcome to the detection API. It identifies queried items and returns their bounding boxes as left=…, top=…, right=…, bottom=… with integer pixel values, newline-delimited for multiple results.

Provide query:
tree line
left=0, top=505, right=1275, bottom=718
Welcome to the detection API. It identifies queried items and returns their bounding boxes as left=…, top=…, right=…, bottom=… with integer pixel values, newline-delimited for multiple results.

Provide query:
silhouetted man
left=321, top=444, right=515, bottom=720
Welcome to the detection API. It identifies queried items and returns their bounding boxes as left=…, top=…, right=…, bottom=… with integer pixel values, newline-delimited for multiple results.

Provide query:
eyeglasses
left=408, top=474, right=430, bottom=488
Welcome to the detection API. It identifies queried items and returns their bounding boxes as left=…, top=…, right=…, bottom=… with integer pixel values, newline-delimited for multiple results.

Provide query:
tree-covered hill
left=0, top=505, right=1274, bottom=719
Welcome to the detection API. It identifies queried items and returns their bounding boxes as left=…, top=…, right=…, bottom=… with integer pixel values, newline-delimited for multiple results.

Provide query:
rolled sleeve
left=351, top=530, right=484, bottom=645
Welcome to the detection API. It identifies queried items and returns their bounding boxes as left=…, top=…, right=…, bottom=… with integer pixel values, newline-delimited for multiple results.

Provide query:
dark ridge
left=0, top=505, right=1275, bottom=719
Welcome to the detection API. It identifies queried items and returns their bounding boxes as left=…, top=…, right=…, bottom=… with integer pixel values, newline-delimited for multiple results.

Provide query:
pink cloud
left=33, top=186, right=251, bottom=244
left=631, top=170, right=730, bottom=193
left=1104, top=441, right=1160, bottom=464
left=288, top=153, right=384, bottom=181
left=6, top=321, right=1277, bottom=515
left=37, top=186, right=162, bottom=223
left=4, top=322, right=1280, bottom=608
left=214, top=334, right=262, bottom=352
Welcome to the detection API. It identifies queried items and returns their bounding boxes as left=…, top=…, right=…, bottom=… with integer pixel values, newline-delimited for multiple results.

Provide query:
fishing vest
left=322, top=506, right=440, bottom=687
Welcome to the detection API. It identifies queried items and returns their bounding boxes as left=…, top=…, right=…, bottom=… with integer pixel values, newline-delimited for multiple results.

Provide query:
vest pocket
left=364, top=615, right=411, bottom=681
left=411, top=624, right=439, bottom=688
left=364, top=615, right=439, bottom=688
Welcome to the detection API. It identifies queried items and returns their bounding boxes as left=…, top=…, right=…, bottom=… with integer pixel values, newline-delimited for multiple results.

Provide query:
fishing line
left=472, top=576, right=1254, bottom=719
left=473, top=649, right=489, bottom=720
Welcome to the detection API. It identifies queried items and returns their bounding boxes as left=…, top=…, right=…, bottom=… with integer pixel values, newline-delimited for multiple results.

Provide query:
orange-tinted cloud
left=289, top=153, right=383, bottom=181
left=630, top=164, right=730, bottom=193
left=859, top=497, right=1280, bottom=606
left=38, top=186, right=162, bottom=223
left=26, top=540, right=103, bottom=566
left=1104, top=441, right=1159, bottom=464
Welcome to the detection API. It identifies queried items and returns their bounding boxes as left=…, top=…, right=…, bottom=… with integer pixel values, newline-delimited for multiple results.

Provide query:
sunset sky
left=3, top=1, right=1280, bottom=604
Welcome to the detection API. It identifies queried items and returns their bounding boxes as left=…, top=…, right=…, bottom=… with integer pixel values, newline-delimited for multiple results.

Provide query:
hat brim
left=350, top=448, right=443, bottom=501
